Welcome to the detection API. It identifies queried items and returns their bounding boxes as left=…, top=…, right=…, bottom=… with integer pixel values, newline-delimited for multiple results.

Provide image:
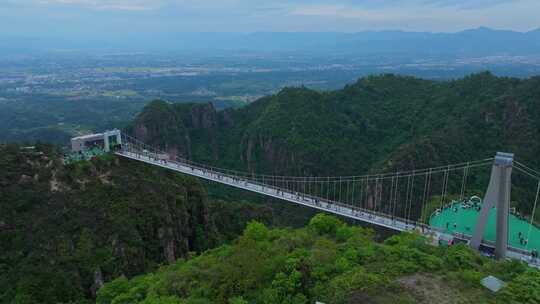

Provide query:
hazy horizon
left=2, top=0, right=540, bottom=39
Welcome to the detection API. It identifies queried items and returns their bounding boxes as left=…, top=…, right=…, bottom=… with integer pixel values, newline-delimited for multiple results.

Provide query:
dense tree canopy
left=4, top=73, right=540, bottom=303
left=97, top=214, right=540, bottom=304
left=0, top=144, right=272, bottom=303
left=132, top=73, right=540, bottom=217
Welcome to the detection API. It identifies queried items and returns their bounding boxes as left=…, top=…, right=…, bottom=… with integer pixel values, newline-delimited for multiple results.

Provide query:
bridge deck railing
left=118, top=143, right=426, bottom=232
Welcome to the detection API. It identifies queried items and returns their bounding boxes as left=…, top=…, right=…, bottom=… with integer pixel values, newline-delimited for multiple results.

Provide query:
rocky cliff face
left=133, top=101, right=222, bottom=161
left=0, top=144, right=219, bottom=302
left=131, top=98, right=313, bottom=175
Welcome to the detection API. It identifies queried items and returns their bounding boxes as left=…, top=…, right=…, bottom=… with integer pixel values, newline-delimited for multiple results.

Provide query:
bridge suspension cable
left=122, top=132, right=493, bottom=183
left=513, top=162, right=540, bottom=181
left=114, top=132, right=540, bottom=265
left=526, top=180, right=540, bottom=252
left=119, top=132, right=501, bottom=230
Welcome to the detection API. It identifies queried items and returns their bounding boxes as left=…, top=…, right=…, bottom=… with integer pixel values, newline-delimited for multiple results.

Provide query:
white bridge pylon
left=115, top=133, right=540, bottom=266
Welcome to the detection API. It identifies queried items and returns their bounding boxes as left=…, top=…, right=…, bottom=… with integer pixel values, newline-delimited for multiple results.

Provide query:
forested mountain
left=3, top=72, right=540, bottom=303
left=0, top=144, right=272, bottom=303
left=97, top=214, right=540, bottom=304
left=131, top=72, right=540, bottom=212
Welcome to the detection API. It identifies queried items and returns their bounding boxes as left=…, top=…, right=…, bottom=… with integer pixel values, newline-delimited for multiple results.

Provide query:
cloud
left=0, top=0, right=538, bottom=35
left=11, top=0, right=162, bottom=11
left=427, top=0, right=517, bottom=9
left=284, top=0, right=538, bottom=31
left=4, top=0, right=521, bottom=13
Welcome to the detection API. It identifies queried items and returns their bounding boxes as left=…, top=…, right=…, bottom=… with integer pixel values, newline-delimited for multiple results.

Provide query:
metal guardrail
left=117, top=149, right=420, bottom=232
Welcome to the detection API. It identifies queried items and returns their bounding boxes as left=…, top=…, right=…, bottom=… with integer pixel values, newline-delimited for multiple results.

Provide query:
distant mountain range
left=2, top=27, right=540, bottom=56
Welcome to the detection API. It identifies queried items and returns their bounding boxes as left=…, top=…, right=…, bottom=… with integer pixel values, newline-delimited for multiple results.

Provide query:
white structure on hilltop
left=71, top=129, right=122, bottom=153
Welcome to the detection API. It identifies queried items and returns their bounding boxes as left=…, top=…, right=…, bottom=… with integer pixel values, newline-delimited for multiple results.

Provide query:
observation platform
left=430, top=198, right=540, bottom=253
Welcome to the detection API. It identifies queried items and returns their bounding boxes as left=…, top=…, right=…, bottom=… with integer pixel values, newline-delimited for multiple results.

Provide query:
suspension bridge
left=111, top=132, right=540, bottom=266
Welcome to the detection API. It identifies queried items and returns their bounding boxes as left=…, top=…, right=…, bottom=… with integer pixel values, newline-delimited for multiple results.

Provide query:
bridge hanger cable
left=405, top=175, right=411, bottom=222
left=347, top=179, right=351, bottom=206
left=525, top=180, right=540, bottom=252
left=393, top=175, right=399, bottom=219
left=378, top=176, right=383, bottom=213
left=359, top=177, right=365, bottom=210
left=459, top=162, right=469, bottom=201
left=339, top=177, right=343, bottom=203
left=389, top=176, right=395, bottom=218
left=379, top=175, right=384, bottom=214
left=439, top=167, right=449, bottom=210
left=420, top=168, right=432, bottom=223
left=443, top=166, right=450, bottom=205
left=426, top=169, right=433, bottom=222
left=122, top=130, right=492, bottom=222
left=373, top=176, right=378, bottom=212
left=351, top=178, right=356, bottom=207
left=121, top=133, right=491, bottom=222
left=407, top=173, right=415, bottom=223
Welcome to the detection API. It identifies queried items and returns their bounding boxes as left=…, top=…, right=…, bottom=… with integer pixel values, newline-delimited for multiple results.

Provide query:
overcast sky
left=1, top=0, right=539, bottom=37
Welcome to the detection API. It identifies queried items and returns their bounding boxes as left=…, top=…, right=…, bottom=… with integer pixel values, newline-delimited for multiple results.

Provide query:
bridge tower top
left=495, top=152, right=514, bottom=166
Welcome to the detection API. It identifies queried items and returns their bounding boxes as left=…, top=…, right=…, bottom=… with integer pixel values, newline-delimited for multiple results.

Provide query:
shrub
left=228, top=296, right=248, bottom=304
left=243, top=221, right=269, bottom=241
left=447, top=270, right=484, bottom=288
left=96, top=276, right=131, bottom=304
left=444, top=244, right=483, bottom=271
left=484, top=259, right=528, bottom=282
left=326, top=266, right=385, bottom=304
left=419, top=254, right=443, bottom=271
left=308, top=214, right=344, bottom=236
left=498, top=270, right=540, bottom=304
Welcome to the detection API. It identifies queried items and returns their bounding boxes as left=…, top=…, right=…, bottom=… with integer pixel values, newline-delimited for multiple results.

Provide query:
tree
left=308, top=214, right=343, bottom=236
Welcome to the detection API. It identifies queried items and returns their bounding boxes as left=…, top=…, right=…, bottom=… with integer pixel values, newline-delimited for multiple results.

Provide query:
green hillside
left=0, top=144, right=272, bottom=303
left=4, top=73, right=540, bottom=303
left=97, top=214, right=540, bottom=304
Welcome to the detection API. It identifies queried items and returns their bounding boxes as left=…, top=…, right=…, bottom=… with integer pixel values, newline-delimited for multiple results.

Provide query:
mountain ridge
left=131, top=72, right=540, bottom=212
left=3, top=27, right=540, bottom=54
